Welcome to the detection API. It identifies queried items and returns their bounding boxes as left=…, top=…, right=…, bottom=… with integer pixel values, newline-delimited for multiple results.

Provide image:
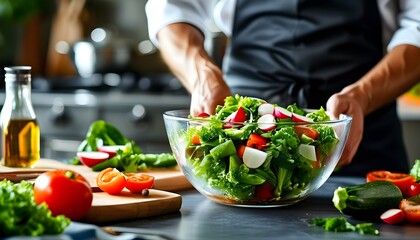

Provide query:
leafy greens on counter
left=312, top=217, right=379, bottom=236
left=0, top=180, right=70, bottom=237
left=73, top=120, right=177, bottom=172
left=91, top=142, right=177, bottom=172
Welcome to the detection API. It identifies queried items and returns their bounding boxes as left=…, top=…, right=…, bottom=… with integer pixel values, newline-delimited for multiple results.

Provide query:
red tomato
left=407, top=182, right=420, bottom=198
left=294, top=125, right=319, bottom=140
left=254, top=182, right=275, bottom=200
left=96, top=168, right=126, bottom=195
left=125, top=173, right=155, bottom=193
left=246, top=134, right=268, bottom=150
left=400, top=199, right=420, bottom=223
left=366, top=170, right=415, bottom=196
left=33, top=169, right=93, bottom=221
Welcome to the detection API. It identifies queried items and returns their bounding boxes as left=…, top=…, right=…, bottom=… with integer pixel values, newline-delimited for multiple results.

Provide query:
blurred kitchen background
left=0, top=0, right=419, bottom=164
left=0, top=0, right=195, bottom=161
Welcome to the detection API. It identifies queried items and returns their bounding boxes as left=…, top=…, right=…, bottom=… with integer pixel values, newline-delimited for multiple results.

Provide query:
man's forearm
left=157, top=23, right=210, bottom=93
left=341, top=44, right=420, bottom=115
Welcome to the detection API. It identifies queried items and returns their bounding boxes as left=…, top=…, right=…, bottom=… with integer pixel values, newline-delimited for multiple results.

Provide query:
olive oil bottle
left=0, top=66, right=40, bottom=167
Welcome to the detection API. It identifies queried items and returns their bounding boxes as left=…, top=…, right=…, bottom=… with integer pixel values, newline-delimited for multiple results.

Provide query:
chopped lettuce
left=312, top=125, right=339, bottom=156
left=306, top=107, right=330, bottom=122
left=312, top=217, right=355, bottom=232
left=410, top=159, right=420, bottom=181
left=312, top=217, right=379, bottom=236
left=287, top=103, right=305, bottom=116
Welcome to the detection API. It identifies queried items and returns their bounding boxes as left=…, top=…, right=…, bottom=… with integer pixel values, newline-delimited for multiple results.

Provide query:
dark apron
left=223, top=0, right=409, bottom=176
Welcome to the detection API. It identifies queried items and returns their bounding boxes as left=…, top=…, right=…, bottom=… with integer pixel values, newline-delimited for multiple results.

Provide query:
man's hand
left=326, top=91, right=365, bottom=168
left=156, top=23, right=231, bottom=116
left=327, top=45, right=420, bottom=168
left=190, top=57, right=231, bottom=116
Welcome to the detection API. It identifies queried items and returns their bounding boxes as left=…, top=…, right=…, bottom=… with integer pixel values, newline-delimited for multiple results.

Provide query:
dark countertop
left=107, top=176, right=420, bottom=240
left=5, top=176, right=420, bottom=240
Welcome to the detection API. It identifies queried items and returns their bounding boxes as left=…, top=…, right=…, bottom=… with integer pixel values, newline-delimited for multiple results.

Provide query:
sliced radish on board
left=292, top=113, right=313, bottom=123
left=258, top=103, right=275, bottom=116
left=242, top=147, right=268, bottom=169
left=98, top=145, right=126, bottom=158
left=77, top=151, right=110, bottom=168
left=257, top=114, right=276, bottom=132
left=380, top=209, right=405, bottom=225
left=298, top=144, right=317, bottom=161
left=274, top=106, right=292, bottom=119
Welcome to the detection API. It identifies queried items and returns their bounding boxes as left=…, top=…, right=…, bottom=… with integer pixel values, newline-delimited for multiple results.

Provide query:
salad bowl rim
left=163, top=109, right=352, bottom=125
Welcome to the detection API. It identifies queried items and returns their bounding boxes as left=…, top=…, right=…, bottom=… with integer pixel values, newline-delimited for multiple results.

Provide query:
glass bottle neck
left=2, top=79, right=36, bottom=120
left=5, top=81, right=32, bottom=100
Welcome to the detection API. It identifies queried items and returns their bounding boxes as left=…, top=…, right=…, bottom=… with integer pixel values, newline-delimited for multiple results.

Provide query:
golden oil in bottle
left=1, top=66, right=40, bottom=168
left=2, top=119, right=40, bottom=167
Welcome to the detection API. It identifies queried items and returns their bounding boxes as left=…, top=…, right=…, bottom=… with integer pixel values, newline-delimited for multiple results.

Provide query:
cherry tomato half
left=125, top=173, right=155, bottom=193
left=400, top=199, right=420, bottom=223
left=366, top=170, right=415, bottom=196
left=96, top=168, right=126, bottom=195
left=407, top=182, right=420, bottom=198
left=33, top=169, right=93, bottom=221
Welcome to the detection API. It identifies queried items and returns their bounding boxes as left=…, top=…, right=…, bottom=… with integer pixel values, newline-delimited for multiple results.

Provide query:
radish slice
left=77, top=151, right=110, bottom=168
left=380, top=209, right=405, bottom=225
left=197, top=112, right=210, bottom=117
left=292, top=113, right=313, bottom=123
left=98, top=145, right=126, bottom=158
left=226, top=106, right=246, bottom=122
left=242, top=147, right=267, bottom=169
left=258, top=103, right=275, bottom=116
left=257, top=114, right=276, bottom=132
left=298, top=144, right=317, bottom=161
left=274, top=106, right=292, bottom=119
left=224, top=106, right=247, bottom=128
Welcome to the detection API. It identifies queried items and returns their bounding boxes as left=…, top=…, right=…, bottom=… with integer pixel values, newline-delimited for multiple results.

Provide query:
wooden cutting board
left=83, top=189, right=182, bottom=224
left=0, top=158, right=192, bottom=192
left=0, top=158, right=187, bottom=223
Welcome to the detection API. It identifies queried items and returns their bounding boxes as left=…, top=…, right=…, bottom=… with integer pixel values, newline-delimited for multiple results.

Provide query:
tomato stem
left=65, top=171, right=76, bottom=180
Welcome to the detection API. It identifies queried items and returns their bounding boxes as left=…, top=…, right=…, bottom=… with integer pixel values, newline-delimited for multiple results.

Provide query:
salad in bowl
left=163, top=95, right=352, bottom=207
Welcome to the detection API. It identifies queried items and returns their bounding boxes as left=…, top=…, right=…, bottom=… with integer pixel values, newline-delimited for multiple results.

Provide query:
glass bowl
left=163, top=109, right=352, bottom=207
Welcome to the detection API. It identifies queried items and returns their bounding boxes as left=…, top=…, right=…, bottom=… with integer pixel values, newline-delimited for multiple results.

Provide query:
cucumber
left=333, top=180, right=403, bottom=220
